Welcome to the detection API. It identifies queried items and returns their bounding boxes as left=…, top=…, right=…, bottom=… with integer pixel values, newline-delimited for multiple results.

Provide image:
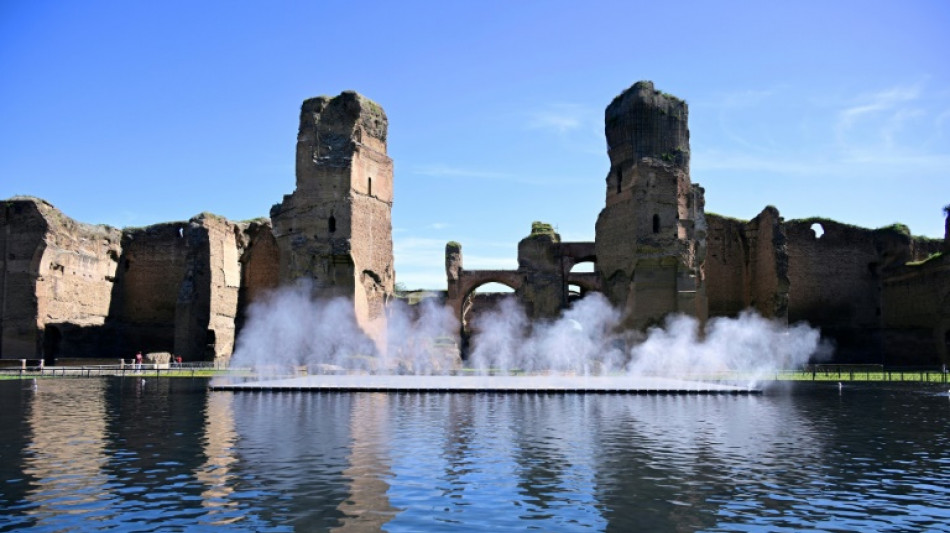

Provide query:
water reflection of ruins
left=227, top=391, right=825, bottom=530
left=23, top=380, right=116, bottom=527
left=196, top=391, right=240, bottom=524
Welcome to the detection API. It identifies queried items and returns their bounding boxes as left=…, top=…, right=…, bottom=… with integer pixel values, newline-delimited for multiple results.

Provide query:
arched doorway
left=567, top=259, right=601, bottom=305
left=42, top=325, right=61, bottom=366
left=460, top=281, right=518, bottom=356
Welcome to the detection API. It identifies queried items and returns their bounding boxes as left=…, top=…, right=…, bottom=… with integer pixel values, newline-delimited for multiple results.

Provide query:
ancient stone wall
left=0, top=198, right=122, bottom=360
left=1, top=199, right=51, bottom=358
left=705, top=215, right=747, bottom=317
left=235, top=219, right=279, bottom=332
left=173, top=213, right=245, bottom=363
left=0, top=196, right=283, bottom=363
left=114, top=222, right=190, bottom=355
left=785, top=219, right=920, bottom=360
left=595, top=81, right=706, bottom=329
left=271, top=91, right=394, bottom=343
left=706, top=207, right=789, bottom=320
left=880, top=210, right=950, bottom=365
left=749, top=207, right=789, bottom=319
left=516, top=223, right=565, bottom=319
left=882, top=255, right=950, bottom=365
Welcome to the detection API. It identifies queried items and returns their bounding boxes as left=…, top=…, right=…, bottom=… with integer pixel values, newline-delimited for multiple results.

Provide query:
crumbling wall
left=235, top=219, right=279, bottom=333
left=271, top=91, right=394, bottom=342
left=707, top=207, right=789, bottom=321
left=705, top=215, right=748, bottom=317
left=0, top=197, right=122, bottom=360
left=594, top=81, right=706, bottom=329
left=1, top=199, right=49, bottom=358
left=114, top=222, right=190, bottom=355
left=882, top=255, right=950, bottom=365
left=1, top=197, right=283, bottom=362
left=881, top=210, right=950, bottom=366
left=786, top=219, right=918, bottom=361
left=174, top=213, right=245, bottom=363
left=516, top=223, right=564, bottom=319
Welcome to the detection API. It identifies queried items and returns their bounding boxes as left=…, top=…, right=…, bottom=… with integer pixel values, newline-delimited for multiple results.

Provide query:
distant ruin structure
left=0, top=201, right=279, bottom=364
left=1, top=83, right=947, bottom=366
left=595, top=82, right=708, bottom=329
left=270, top=91, right=395, bottom=339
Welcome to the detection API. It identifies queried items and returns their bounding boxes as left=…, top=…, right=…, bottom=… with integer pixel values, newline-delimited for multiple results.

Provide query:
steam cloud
left=230, top=286, right=826, bottom=385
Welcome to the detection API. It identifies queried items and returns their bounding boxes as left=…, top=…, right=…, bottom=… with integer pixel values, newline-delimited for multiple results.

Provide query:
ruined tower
left=594, top=81, right=707, bottom=329
left=270, top=91, right=395, bottom=337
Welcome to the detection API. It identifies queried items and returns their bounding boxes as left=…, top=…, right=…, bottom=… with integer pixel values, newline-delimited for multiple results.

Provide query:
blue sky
left=2, top=0, right=948, bottom=289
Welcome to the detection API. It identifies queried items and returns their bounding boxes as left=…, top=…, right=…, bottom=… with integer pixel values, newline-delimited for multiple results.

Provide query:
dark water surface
left=1, top=378, right=948, bottom=532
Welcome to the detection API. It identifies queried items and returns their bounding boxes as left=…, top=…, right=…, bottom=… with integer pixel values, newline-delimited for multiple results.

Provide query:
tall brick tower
left=594, top=81, right=707, bottom=329
left=270, top=91, right=394, bottom=336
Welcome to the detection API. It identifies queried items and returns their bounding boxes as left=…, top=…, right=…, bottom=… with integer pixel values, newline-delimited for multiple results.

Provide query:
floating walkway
left=209, top=374, right=760, bottom=394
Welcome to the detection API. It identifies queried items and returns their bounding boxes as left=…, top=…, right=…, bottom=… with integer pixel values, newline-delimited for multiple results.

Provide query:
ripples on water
left=0, top=378, right=948, bottom=532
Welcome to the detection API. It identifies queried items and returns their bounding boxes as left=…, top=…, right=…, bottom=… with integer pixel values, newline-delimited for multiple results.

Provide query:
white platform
left=210, top=374, right=758, bottom=394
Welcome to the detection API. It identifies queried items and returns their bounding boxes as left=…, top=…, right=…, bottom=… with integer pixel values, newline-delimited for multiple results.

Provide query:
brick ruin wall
left=235, top=220, right=280, bottom=333
left=882, top=258, right=950, bottom=365
left=595, top=82, right=706, bottom=329
left=1, top=198, right=122, bottom=360
left=0, top=198, right=280, bottom=362
left=117, top=223, right=191, bottom=355
left=173, top=214, right=246, bottom=363
left=704, top=215, right=747, bottom=317
left=271, top=91, right=394, bottom=343
left=705, top=207, right=788, bottom=321
left=350, top=193, right=394, bottom=324
left=784, top=218, right=942, bottom=363
left=516, top=231, right=566, bottom=320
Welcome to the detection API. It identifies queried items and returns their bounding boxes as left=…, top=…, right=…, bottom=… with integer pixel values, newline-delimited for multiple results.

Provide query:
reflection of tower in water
left=23, top=380, right=114, bottom=521
left=196, top=391, right=240, bottom=524
left=332, top=393, right=398, bottom=531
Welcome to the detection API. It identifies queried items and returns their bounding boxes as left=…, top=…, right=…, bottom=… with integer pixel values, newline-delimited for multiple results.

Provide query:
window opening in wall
left=368, top=177, right=372, bottom=196
left=653, top=214, right=660, bottom=234
left=616, top=168, right=622, bottom=194
left=328, top=215, right=336, bottom=233
left=178, top=227, right=184, bottom=238
left=811, top=223, right=825, bottom=239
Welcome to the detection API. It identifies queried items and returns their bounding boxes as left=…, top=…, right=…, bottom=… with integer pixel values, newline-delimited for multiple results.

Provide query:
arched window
left=328, top=215, right=336, bottom=233
left=652, top=214, right=660, bottom=234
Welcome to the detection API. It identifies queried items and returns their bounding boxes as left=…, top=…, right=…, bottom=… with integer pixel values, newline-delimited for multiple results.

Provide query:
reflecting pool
left=1, top=378, right=948, bottom=531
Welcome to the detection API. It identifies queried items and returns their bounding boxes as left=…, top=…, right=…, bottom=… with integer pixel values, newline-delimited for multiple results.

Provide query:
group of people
left=132, top=351, right=184, bottom=370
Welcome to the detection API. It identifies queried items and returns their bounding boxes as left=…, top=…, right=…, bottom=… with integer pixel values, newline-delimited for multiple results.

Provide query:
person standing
left=135, top=351, right=143, bottom=370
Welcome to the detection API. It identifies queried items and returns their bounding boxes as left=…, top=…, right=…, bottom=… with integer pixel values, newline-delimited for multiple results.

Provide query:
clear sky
left=2, top=0, right=948, bottom=289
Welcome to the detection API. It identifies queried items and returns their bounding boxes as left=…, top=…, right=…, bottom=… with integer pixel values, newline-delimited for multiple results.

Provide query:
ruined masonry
left=270, top=91, right=395, bottom=342
left=594, top=82, right=708, bottom=329
left=1, top=83, right=948, bottom=366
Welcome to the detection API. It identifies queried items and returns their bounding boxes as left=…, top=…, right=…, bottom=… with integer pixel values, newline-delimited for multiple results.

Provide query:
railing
left=0, top=361, right=223, bottom=379
left=787, top=365, right=949, bottom=383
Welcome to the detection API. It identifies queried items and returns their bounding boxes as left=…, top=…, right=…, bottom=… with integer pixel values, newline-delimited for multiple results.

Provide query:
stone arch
left=458, top=276, right=521, bottom=344
left=559, top=242, right=596, bottom=276
left=566, top=256, right=600, bottom=303
left=567, top=271, right=602, bottom=296
left=446, top=269, right=523, bottom=339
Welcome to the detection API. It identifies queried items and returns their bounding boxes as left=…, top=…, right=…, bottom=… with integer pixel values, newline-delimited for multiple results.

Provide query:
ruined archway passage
left=446, top=270, right=523, bottom=354
left=447, top=270, right=523, bottom=322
